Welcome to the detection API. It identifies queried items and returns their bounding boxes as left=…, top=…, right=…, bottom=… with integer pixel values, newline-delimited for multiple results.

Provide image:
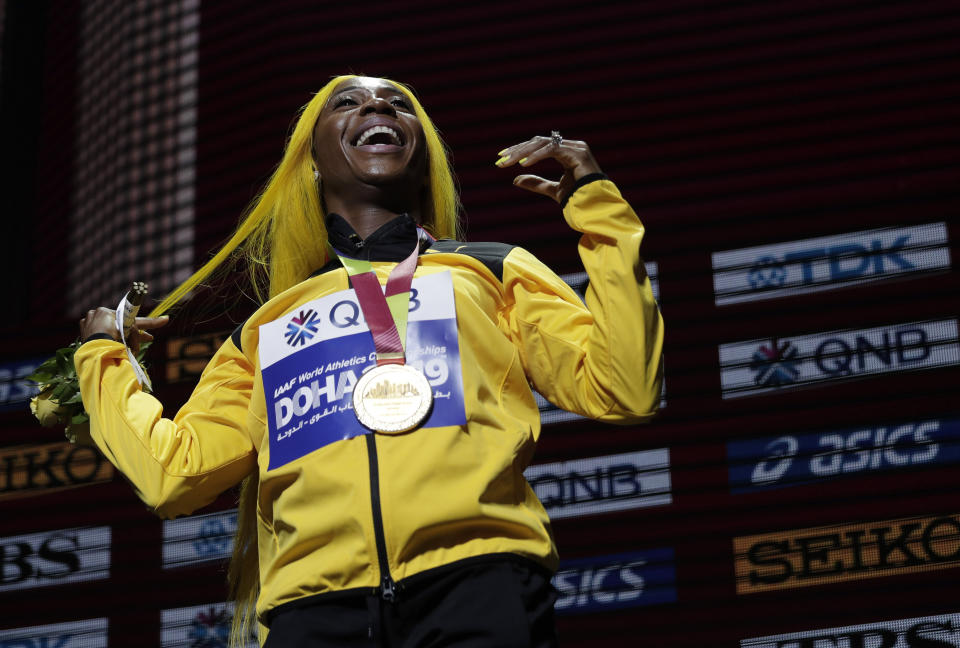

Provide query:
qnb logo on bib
left=259, top=272, right=467, bottom=469
left=284, top=309, right=321, bottom=347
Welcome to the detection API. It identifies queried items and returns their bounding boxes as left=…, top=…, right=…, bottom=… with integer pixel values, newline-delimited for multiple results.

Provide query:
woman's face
left=312, top=77, right=427, bottom=201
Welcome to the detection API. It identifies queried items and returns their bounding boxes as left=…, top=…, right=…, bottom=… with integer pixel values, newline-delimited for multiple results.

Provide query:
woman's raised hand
left=79, top=307, right=169, bottom=353
left=495, top=133, right=603, bottom=203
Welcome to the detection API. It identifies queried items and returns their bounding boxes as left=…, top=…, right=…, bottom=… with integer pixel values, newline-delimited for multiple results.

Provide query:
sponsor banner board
left=536, top=265, right=663, bottom=424
left=719, top=319, right=959, bottom=399
left=728, top=418, right=960, bottom=492
left=741, top=612, right=960, bottom=648
left=162, top=509, right=237, bottom=569
left=734, top=513, right=960, bottom=594
left=0, top=526, right=111, bottom=593
left=0, top=357, right=44, bottom=412
left=166, top=331, right=230, bottom=383
left=525, top=449, right=672, bottom=519
left=0, top=618, right=108, bottom=648
left=0, top=442, right=114, bottom=501
left=713, top=223, right=951, bottom=305
left=553, top=548, right=677, bottom=614
left=160, top=602, right=257, bottom=647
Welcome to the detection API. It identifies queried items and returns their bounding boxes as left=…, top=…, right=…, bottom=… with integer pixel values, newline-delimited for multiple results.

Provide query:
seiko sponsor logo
left=0, top=618, right=108, bottom=648
left=535, top=265, right=663, bottom=424
left=733, top=513, right=960, bottom=594
left=0, top=526, right=111, bottom=592
left=524, top=449, right=672, bottom=519
left=552, top=548, right=676, bottom=613
left=0, top=358, right=44, bottom=412
left=728, top=419, right=958, bottom=492
left=741, top=612, right=960, bottom=648
left=160, top=602, right=257, bottom=647
left=0, top=442, right=114, bottom=500
left=713, top=223, right=951, bottom=305
left=166, top=331, right=229, bottom=383
left=162, top=509, right=238, bottom=569
left=719, top=319, right=960, bottom=399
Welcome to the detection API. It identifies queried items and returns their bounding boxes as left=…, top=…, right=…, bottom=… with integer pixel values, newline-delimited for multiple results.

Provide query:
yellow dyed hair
left=148, top=74, right=461, bottom=318
left=141, top=75, right=460, bottom=647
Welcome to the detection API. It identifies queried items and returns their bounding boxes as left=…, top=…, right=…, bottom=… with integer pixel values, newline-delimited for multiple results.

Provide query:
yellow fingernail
left=518, top=157, right=528, bottom=165
left=495, top=155, right=510, bottom=166
left=497, top=148, right=508, bottom=156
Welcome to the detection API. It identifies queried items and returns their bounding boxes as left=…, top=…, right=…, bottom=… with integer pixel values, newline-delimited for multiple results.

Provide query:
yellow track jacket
left=75, top=176, right=664, bottom=623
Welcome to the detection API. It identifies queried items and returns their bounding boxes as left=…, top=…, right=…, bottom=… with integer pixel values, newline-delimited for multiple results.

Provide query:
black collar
left=312, top=212, right=432, bottom=276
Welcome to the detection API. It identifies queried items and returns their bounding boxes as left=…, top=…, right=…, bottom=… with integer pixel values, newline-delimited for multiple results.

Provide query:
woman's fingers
left=512, top=174, right=560, bottom=200
left=135, top=315, right=170, bottom=331
left=79, top=307, right=119, bottom=341
left=496, top=134, right=602, bottom=185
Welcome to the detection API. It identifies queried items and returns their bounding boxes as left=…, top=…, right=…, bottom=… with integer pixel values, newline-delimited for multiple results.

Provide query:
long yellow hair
left=144, top=75, right=461, bottom=647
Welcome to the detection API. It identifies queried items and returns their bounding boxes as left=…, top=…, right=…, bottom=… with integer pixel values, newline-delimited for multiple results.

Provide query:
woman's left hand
left=495, top=134, right=603, bottom=203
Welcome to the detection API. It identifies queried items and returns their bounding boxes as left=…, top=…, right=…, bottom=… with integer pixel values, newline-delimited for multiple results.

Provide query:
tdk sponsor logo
left=0, top=526, right=111, bottom=592
left=552, top=548, right=676, bottom=614
left=741, top=612, right=960, bottom=648
left=162, top=509, right=237, bottom=569
left=713, top=223, right=951, bottom=305
left=719, top=319, right=960, bottom=399
left=0, top=618, right=108, bottom=648
left=525, top=450, right=672, bottom=519
left=160, top=602, right=257, bottom=648
left=733, top=513, right=960, bottom=594
left=728, top=419, right=959, bottom=492
left=536, top=265, right=664, bottom=424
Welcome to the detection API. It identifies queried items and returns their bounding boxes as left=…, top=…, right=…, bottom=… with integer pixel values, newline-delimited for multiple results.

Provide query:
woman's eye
left=390, top=97, right=412, bottom=110
left=335, top=97, right=357, bottom=108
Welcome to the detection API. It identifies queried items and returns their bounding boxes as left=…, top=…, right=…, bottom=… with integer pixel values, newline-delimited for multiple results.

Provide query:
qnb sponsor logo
left=0, top=442, right=114, bottom=501
left=719, top=319, right=960, bottom=399
left=552, top=548, right=676, bottom=614
left=160, top=602, right=257, bottom=648
left=162, top=509, right=238, bottom=569
left=741, top=612, right=960, bottom=648
left=0, top=358, right=45, bottom=412
left=0, top=618, right=108, bottom=648
left=712, top=223, right=951, bottom=305
left=284, top=309, right=321, bottom=347
left=0, top=526, right=111, bottom=592
left=524, top=449, right=672, bottom=519
left=728, top=419, right=960, bottom=492
left=733, top=513, right=960, bottom=594
left=535, top=265, right=663, bottom=424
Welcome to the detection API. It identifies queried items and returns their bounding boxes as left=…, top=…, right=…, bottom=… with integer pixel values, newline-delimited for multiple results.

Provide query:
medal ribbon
left=333, top=239, right=419, bottom=366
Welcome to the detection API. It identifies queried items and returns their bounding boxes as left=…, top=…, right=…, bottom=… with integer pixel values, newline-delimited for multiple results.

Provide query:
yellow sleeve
left=74, top=336, right=258, bottom=518
left=502, top=177, right=664, bottom=423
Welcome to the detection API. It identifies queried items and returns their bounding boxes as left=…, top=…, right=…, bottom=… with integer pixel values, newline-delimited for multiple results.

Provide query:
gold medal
left=353, top=364, right=433, bottom=433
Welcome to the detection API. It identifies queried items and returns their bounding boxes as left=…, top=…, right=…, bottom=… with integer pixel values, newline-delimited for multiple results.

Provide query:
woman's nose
left=360, top=96, right=396, bottom=116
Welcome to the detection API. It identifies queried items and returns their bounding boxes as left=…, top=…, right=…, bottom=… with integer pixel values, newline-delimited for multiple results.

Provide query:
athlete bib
left=259, top=271, right=467, bottom=470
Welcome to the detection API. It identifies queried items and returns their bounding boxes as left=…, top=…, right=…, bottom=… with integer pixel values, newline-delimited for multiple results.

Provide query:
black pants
left=264, top=560, right=559, bottom=648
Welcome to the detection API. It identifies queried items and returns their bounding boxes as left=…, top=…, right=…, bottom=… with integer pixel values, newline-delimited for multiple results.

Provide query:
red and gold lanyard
left=332, top=240, right=419, bottom=366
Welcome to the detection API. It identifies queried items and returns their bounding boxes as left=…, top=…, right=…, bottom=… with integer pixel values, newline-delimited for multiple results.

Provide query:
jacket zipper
left=365, top=434, right=398, bottom=602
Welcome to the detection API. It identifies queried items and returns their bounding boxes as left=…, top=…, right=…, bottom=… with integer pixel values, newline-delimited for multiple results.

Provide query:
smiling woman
left=73, top=74, right=664, bottom=648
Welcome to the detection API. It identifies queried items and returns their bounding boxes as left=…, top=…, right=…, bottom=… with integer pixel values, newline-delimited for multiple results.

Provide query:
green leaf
left=26, top=369, right=56, bottom=384
left=71, top=412, right=89, bottom=424
left=63, top=389, right=83, bottom=405
left=55, top=349, right=72, bottom=375
left=49, top=382, right=70, bottom=401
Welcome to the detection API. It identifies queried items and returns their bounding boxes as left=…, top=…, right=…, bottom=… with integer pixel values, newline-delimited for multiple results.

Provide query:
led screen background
left=1, top=0, right=959, bottom=645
